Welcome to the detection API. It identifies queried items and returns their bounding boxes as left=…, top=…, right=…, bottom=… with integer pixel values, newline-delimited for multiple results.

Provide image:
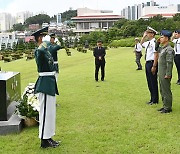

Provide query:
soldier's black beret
left=160, top=30, right=172, bottom=38
left=31, top=27, right=48, bottom=37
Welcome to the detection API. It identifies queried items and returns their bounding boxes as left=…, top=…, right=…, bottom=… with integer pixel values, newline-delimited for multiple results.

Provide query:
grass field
left=0, top=48, right=180, bottom=154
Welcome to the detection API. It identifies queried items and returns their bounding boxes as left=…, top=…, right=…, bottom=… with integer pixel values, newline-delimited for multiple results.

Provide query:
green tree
left=17, top=40, right=25, bottom=52
left=173, top=13, right=180, bottom=21
left=61, top=10, right=77, bottom=22
left=25, top=14, right=51, bottom=26
left=1, top=43, right=6, bottom=51
left=113, top=18, right=128, bottom=29
left=12, top=23, right=25, bottom=31
left=12, top=42, right=17, bottom=51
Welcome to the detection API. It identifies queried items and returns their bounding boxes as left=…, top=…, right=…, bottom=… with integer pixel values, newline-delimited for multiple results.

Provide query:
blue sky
left=0, top=0, right=13, bottom=8
left=0, top=0, right=179, bottom=16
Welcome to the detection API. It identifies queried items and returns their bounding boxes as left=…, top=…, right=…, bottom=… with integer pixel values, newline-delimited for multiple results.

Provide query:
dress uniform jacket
left=48, top=44, right=61, bottom=73
left=34, top=42, right=59, bottom=96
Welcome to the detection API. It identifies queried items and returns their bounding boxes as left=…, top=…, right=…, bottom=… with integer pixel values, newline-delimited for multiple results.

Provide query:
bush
left=109, top=38, right=135, bottom=48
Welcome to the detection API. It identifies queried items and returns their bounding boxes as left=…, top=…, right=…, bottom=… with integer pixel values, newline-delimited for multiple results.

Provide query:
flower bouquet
left=15, top=83, right=39, bottom=126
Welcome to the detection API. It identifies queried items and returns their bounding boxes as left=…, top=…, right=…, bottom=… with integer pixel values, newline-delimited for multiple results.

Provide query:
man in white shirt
left=171, top=30, right=180, bottom=85
left=134, top=38, right=142, bottom=70
left=141, top=26, right=159, bottom=105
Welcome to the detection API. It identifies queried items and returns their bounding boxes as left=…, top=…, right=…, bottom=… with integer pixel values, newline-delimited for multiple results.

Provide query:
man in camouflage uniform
left=157, top=30, right=175, bottom=113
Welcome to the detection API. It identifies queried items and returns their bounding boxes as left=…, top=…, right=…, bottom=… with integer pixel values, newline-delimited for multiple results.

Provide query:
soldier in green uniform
left=31, top=27, right=60, bottom=148
left=48, top=33, right=61, bottom=81
left=157, top=30, right=175, bottom=113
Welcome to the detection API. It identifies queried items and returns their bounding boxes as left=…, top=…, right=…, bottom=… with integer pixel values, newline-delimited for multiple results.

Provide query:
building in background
left=16, top=11, right=33, bottom=24
left=121, top=0, right=180, bottom=20
left=72, top=7, right=122, bottom=35
left=0, top=32, right=18, bottom=50
left=57, top=13, right=62, bottom=25
left=29, top=24, right=40, bottom=31
left=0, top=13, right=16, bottom=32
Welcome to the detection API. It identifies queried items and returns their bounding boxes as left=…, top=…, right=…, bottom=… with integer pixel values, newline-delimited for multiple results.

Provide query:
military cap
left=146, top=26, right=158, bottom=35
left=175, top=30, right=180, bottom=34
left=49, top=33, right=56, bottom=38
left=31, top=26, right=48, bottom=37
left=160, top=30, right=172, bottom=38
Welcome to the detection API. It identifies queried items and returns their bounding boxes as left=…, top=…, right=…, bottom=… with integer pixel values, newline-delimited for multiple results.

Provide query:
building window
left=84, top=23, right=89, bottom=29
left=178, top=4, right=180, bottom=12
left=99, top=22, right=101, bottom=28
left=108, top=22, right=113, bottom=28
left=102, top=22, right=107, bottom=29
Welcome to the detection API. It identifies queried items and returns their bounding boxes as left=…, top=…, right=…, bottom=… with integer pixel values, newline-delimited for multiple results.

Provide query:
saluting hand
left=143, top=32, right=147, bottom=38
left=99, top=57, right=102, bottom=60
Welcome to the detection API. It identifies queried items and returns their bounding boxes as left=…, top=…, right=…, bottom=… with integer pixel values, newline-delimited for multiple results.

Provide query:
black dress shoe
left=101, top=79, right=104, bottom=81
left=146, top=101, right=157, bottom=105
left=176, top=82, right=180, bottom=85
left=49, top=138, right=60, bottom=146
left=160, top=108, right=172, bottom=113
left=136, top=68, right=142, bottom=70
left=41, top=139, right=58, bottom=148
left=150, top=102, right=158, bottom=105
left=95, top=79, right=98, bottom=82
left=157, top=107, right=164, bottom=111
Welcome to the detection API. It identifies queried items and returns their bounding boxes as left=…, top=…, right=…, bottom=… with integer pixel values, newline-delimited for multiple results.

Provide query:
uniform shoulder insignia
left=167, top=48, right=174, bottom=54
left=38, top=42, right=47, bottom=49
left=41, top=42, right=47, bottom=48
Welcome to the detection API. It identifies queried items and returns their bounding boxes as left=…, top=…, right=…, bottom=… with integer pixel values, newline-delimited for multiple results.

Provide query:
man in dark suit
left=93, top=40, right=106, bottom=81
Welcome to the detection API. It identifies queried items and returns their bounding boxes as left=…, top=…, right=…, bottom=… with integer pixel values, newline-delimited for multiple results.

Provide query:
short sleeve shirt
left=135, top=43, right=142, bottom=52
left=142, top=38, right=157, bottom=61
left=172, top=38, right=180, bottom=54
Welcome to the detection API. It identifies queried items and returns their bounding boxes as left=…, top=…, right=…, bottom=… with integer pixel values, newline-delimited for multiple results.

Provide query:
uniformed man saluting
left=48, top=33, right=61, bottom=81
left=141, top=26, right=159, bottom=105
left=157, top=30, right=175, bottom=113
left=31, top=27, right=60, bottom=148
left=171, top=30, right=180, bottom=85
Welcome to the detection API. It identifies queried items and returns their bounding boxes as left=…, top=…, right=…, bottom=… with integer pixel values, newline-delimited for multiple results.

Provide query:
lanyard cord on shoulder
left=145, top=42, right=151, bottom=60
left=175, top=40, right=178, bottom=53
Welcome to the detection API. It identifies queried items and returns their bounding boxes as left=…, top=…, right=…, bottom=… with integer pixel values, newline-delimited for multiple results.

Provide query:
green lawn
left=0, top=48, right=180, bottom=154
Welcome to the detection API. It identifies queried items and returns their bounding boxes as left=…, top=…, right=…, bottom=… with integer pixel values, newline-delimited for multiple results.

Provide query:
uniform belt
left=39, top=72, right=55, bottom=76
left=54, top=61, right=58, bottom=64
left=146, top=60, right=154, bottom=63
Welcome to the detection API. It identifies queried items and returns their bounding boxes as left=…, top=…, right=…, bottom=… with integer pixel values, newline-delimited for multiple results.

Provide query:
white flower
left=28, top=90, right=33, bottom=94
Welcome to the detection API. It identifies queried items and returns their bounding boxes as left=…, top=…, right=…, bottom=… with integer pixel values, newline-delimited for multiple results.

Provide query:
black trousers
left=145, top=61, right=159, bottom=103
left=174, top=54, right=180, bottom=83
left=95, top=60, right=105, bottom=81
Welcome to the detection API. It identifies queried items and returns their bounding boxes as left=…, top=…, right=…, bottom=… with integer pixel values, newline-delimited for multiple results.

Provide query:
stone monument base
left=0, top=101, right=22, bottom=135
